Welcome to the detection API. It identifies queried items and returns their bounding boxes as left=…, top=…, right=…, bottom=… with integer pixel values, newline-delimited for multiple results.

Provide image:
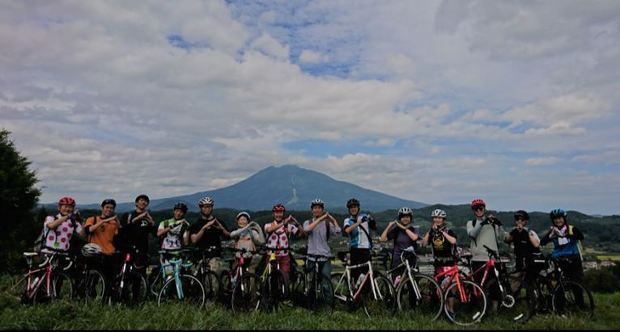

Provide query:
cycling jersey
left=264, top=221, right=298, bottom=257
left=41, top=214, right=82, bottom=252
left=158, top=218, right=189, bottom=250
left=343, top=214, right=373, bottom=249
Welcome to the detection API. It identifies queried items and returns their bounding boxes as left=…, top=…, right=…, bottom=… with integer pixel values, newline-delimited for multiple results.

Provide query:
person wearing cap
left=230, top=211, right=265, bottom=274
left=504, top=210, right=541, bottom=292
left=84, top=198, right=120, bottom=293
left=118, top=194, right=156, bottom=282
left=343, top=198, right=376, bottom=283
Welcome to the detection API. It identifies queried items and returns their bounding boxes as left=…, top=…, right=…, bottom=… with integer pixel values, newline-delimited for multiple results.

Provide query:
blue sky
left=1, top=0, right=619, bottom=214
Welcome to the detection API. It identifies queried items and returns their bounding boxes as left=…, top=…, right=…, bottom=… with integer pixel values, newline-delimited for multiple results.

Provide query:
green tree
left=0, top=129, right=41, bottom=273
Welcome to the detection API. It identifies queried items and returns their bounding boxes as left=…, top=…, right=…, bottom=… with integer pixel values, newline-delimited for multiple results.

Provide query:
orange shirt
left=85, top=216, right=118, bottom=255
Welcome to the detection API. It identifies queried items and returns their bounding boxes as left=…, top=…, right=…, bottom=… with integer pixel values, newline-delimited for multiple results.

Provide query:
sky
left=1, top=0, right=619, bottom=215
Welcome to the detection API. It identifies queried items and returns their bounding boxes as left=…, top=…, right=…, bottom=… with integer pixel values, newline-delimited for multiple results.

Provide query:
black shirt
left=118, top=210, right=156, bottom=254
left=510, top=228, right=541, bottom=270
left=429, top=228, right=457, bottom=267
left=189, top=216, right=229, bottom=256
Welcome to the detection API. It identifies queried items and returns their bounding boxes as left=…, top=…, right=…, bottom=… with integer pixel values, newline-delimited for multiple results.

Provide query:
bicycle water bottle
left=394, top=275, right=401, bottom=287
left=32, top=276, right=40, bottom=287
left=164, top=260, right=173, bottom=277
left=356, top=273, right=365, bottom=288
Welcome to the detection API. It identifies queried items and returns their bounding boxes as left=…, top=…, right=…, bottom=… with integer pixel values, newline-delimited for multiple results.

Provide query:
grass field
left=1, top=275, right=619, bottom=330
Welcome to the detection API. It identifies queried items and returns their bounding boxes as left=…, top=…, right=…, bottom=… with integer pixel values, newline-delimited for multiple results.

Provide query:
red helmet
left=470, top=198, right=486, bottom=209
left=272, top=204, right=285, bottom=213
left=58, top=196, right=76, bottom=207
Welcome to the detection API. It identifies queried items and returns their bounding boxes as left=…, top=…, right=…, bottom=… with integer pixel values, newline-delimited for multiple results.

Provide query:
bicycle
left=433, top=253, right=487, bottom=326
left=331, top=250, right=395, bottom=318
left=385, top=247, right=443, bottom=321
left=188, top=246, right=222, bottom=306
left=156, top=249, right=206, bottom=307
left=67, top=252, right=107, bottom=304
left=523, top=255, right=594, bottom=321
left=463, top=245, right=528, bottom=321
left=12, top=250, right=74, bottom=304
left=109, top=245, right=148, bottom=306
left=255, top=247, right=290, bottom=312
left=221, top=248, right=261, bottom=313
left=291, top=251, right=334, bottom=314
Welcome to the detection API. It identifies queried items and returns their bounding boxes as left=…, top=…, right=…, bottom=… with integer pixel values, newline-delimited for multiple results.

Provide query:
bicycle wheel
left=259, top=269, right=288, bottom=312
left=201, top=270, right=221, bottom=306
left=552, top=280, right=594, bottom=319
left=444, top=280, right=486, bottom=326
left=113, top=271, right=147, bottom=306
left=331, top=272, right=357, bottom=312
left=148, top=267, right=164, bottom=298
left=231, top=273, right=260, bottom=313
left=8, top=275, right=30, bottom=303
left=397, top=274, right=443, bottom=321
left=219, top=270, right=232, bottom=306
left=310, top=275, right=334, bottom=315
left=362, top=275, right=396, bottom=318
left=157, top=274, right=205, bottom=308
left=82, top=270, right=106, bottom=303
left=290, top=270, right=307, bottom=308
left=509, top=279, right=532, bottom=323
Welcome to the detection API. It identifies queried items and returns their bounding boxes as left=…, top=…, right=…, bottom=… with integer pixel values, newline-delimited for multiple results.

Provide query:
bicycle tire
left=148, top=266, right=163, bottom=298
left=309, top=272, right=334, bottom=314
left=290, top=269, right=307, bottom=308
left=362, top=275, right=396, bottom=318
left=157, top=274, right=205, bottom=308
left=200, top=270, right=221, bottom=306
left=33, top=272, right=73, bottom=304
left=81, top=269, right=106, bottom=303
left=396, top=274, right=443, bottom=321
left=331, top=272, right=358, bottom=312
left=231, top=272, right=260, bottom=313
left=259, top=269, right=288, bottom=313
left=444, top=280, right=486, bottom=326
left=112, top=271, right=147, bottom=306
left=551, top=280, right=594, bottom=319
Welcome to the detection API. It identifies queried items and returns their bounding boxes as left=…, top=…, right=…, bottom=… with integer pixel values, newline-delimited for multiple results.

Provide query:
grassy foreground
left=1, top=276, right=619, bottom=330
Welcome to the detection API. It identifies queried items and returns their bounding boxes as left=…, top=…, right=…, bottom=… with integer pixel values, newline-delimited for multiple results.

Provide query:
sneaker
left=447, top=310, right=456, bottom=321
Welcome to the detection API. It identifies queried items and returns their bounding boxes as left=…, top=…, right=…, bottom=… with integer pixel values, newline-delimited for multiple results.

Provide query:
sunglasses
left=473, top=206, right=485, bottom=211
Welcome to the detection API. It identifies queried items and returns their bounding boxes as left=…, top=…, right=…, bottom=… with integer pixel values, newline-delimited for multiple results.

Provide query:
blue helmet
left=549, top=208, right=567, bottom=221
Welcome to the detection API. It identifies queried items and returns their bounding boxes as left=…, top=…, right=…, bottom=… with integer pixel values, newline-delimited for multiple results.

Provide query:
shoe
left=447, top=310, right=456, bottom=321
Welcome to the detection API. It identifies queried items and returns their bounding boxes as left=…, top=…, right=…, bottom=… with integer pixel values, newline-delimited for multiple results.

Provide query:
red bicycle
left=433, top=255, right=487, bottom=326
left=11, top=250, right=74, bottom=304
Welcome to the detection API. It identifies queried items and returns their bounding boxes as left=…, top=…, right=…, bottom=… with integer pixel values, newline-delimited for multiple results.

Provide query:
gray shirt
left=466, top=218, right=508, bottom=262
left=303, top=218, right=341, bottom=259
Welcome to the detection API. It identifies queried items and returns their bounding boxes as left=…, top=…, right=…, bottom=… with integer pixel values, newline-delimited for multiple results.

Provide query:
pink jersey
left=264, top=221, right=298, bottom=257
left=42, top=214, right=82, bottom=252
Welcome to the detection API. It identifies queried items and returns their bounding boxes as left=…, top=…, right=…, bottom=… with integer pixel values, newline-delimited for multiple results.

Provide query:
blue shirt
left=344, top=213, right=372, bottom=249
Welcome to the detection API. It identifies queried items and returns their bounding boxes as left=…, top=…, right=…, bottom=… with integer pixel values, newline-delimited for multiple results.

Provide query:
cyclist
left=343, top=198, right=376, bottom=283
left=303, top=199, right=341, bottom=283
left=118, top=194, right=156, bottom=279
left=466, top=198, right=508, bottom=313
left=379, top=207, right=419, bottom=283
left=84, top=198, right=121, bottom=290
left=157, top=202, right=191, bottom=276
left=189, top=196, right=230, bottom=275
left=504, top=210, right=541, bottom=292
left=264, top=203, right=304, bottom=284
left=540, top=208, right=585, bottom=283
left=420, top=208, right=458, bottom=319
left=40, top=196, right=85, bottom=254
left=230, top=211, right=265, bottom=274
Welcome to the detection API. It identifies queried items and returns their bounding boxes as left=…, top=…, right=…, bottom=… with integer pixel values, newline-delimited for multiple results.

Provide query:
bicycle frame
left=433, top=264, right=470, bottom=303
left=335, top=260, right=379, bottom=302
left=22, top=252, right=72, bottom=301
left=385, top=251, right=422, bottom=299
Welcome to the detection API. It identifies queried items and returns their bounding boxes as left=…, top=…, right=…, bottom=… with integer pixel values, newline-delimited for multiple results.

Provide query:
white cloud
left=299, top=49, right=328, bottom=63
left=525, top=157, right=561, bottom=166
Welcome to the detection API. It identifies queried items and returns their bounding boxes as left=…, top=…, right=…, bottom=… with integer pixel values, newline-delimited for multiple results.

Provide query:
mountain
left=62, top=165, right=427, bottom=213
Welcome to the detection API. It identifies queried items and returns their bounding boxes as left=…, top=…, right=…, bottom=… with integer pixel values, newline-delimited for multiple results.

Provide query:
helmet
left=173, top=202, right=188, bottom=213
left=135, top=194, right=150, bottom=204
left=514, top=210, right=529, bottom=221
left=310, top=198, right=324, bottom=209
left=272, top=204, right=285, bottom=213
left=58, top=196, right=76, bottom=207
left=398, top=207, right=413, bottom=218
left=471, top=198, right=486, bottom=209
left=236, top=211, right=251, bottom=221
left=101, top=198, right=116, bottom=208
left=346, top=198, right=360, bottom=208
left=198, top=196, right=214, bottom=207
left=81, top=243, right=102, bottom=257
left=431, top=209, right=447, bottom=219
left=549, top=208, right=567, bottom=221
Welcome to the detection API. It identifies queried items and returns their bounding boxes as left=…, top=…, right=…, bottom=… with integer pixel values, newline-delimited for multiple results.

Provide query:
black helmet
left=514, top=210, right=529, bottom=221
left=101, top=198, right=116, bottom=208
left=173, top=202, right=188, bottom=213
left=135, top=194, right=150, bottom=204
left=346, top=198, right=360, bottom=208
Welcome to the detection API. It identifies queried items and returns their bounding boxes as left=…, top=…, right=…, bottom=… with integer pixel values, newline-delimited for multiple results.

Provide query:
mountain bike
left=188, top=246, right=221, bottom=307
left=331, top=250, right=395, bottom=318
left=109, top=245, right=148, bottom=306
left=156, top=249, right=206, bottom=307
left=291, top=251, right=334, bottom=314
left=256, top=247, right=290, bottom=312
left=67, top=252, right=107, bottom=304
left=221, top=248, right=261, bottom=313
left=385, top=247, right=443, bottom=321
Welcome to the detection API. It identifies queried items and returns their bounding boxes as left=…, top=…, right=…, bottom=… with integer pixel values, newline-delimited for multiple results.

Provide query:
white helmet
left=431, top=209, right=447, bottom=219
left=310, top=198, right=324, bottom=208
left=198, top=196, right=214, bottom=207
left=81, top=243, right=102, bottom=257
left=398, top=207, right=413, bottom=218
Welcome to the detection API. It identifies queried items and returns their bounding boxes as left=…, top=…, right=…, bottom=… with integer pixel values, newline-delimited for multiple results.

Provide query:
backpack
left=33, top=227, right=49, bottom=252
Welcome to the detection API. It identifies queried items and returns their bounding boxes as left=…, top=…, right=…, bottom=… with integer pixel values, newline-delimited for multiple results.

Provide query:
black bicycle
left=291, top=251, right=334, bottom=314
